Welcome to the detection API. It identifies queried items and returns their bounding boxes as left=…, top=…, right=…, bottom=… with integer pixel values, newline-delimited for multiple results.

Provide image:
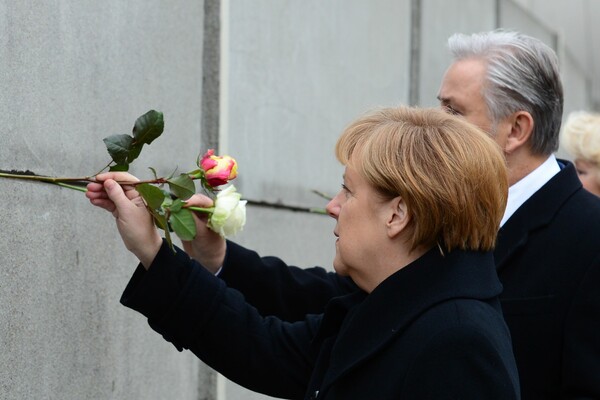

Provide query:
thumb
left=104, top=179, right=131, bottom=212
left=185, top=193, right=215, bottom=208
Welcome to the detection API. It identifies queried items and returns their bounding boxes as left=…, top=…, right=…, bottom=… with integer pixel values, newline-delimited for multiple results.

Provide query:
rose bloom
left=199, top=149, right=238, bottom=187
left=208, top=185, right=247, bottom=237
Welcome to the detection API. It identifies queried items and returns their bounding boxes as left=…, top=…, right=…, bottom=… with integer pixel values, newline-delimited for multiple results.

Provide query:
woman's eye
left=341, top=184, right=351, bottom=197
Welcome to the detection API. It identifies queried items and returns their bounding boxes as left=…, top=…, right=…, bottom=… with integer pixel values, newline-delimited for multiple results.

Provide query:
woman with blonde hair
left=561, top=111, right=600, bottom=196
left=87, top=106, right=519, bottom=399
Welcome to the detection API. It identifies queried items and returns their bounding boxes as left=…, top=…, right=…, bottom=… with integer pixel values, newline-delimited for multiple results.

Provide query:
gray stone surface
left=0, top=2, right=211, bottom=399
left=223, top=0, right=411, bottom=209
left=419, top=0, right=496, bottom=108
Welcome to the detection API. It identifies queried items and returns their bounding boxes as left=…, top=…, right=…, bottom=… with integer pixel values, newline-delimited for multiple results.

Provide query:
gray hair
left=448, top=30, right=563, bottom=155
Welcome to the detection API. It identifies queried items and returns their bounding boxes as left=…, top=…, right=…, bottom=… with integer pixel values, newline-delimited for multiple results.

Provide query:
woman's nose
left=326, top=195, right=340, bottom=219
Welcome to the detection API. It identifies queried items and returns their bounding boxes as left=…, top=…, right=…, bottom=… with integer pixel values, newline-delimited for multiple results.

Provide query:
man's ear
left=505, top=111, right=534, bottom=154
left=387, top=197, right=409, bottom=238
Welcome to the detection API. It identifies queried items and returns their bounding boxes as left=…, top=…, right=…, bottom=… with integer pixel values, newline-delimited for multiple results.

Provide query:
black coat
left=219, top=160, right=600, bottom=399
left=495, top=160, right=600, bottom=399
left=121, top=244, right=520, bottom=399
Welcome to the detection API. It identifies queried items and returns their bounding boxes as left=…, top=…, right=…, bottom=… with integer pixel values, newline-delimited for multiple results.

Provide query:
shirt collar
left=500, top=154, right=561, bottom=227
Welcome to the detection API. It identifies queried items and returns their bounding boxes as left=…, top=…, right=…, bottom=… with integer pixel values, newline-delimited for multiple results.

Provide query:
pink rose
left=199, top=149, right=238, bottom=187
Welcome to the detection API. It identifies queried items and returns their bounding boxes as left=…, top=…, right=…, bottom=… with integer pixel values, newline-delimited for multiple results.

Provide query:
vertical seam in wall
left=409, top=0, right=421, bottom=106
left=201, top=0, right=221, bottom=154
left=218, top=0, right=230, bottom=154
left=495, top=0, right=501, bottom=28
left=199, top=4, right=225, bottom=399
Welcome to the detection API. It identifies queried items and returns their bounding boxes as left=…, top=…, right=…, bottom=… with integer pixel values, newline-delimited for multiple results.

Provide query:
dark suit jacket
left=121, top=243, right=520, bottom=399
left=219, top=160, right=600, bottom=399
left=495, top=160, right=600, bottom=399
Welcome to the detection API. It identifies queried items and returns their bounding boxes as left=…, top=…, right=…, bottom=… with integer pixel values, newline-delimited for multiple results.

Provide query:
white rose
left=208, top=185, right=247, bottom=237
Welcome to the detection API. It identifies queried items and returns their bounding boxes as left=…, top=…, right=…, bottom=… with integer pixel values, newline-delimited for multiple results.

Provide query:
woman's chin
left=332, top=260, right=348, bottom=276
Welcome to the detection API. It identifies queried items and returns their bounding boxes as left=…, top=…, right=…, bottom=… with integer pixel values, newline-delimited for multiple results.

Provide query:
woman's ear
left=387, top=197, right=409, bottom=238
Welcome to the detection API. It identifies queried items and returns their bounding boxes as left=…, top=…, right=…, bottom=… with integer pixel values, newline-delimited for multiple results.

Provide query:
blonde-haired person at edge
left=87, top=106, right=520, bottom=399
left=561, top=111, right=600, bottom=197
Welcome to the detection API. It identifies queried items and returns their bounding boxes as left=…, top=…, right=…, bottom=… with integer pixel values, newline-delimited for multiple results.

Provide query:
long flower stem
left=0, top=171, right=173, bottom=187
left=55, top=182, right=88, bottom=192
left=0, top=172, right=93, bottom=183
left=0, top=172, right=90, bottom=194
left=0, top=172, right=219, bottom=207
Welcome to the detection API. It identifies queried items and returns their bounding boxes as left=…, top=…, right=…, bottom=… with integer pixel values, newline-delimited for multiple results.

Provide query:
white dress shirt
left=500, top=154, right=561, bottom=227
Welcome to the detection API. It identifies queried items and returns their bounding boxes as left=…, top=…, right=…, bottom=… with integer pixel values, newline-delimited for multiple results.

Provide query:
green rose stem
left=56, top=182, right=89, bottom=193
left=0, top=172, right=325, bottom=215
left=0, top=172, right=215, bottom=205
left=0, top=172, right=179, bottom=188
left=186, top=206, right=214, bottom=214
left=0, top=172, right=91, bottom=193
left=0, top=171, right=93, bottom=184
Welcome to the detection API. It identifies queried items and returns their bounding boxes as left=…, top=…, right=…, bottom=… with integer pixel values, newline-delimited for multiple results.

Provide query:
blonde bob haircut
left=335, top=106, right=508, bottom=252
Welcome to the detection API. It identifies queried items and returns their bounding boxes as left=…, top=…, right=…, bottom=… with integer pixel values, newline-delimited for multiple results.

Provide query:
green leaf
left=161, top=194, right=173, bottom=209
left=104, top=134, right=133, bottom=165
left=169, top=198, right=184, bottom=213
left=132, top=110, right=164, bottom=146
left=137, top=183, right=166, bottom=210
left=109, top=164, right=129, bottom=172
left=127, top=142, right=144, bottom=163
left=150, top=208, right=169, bottom=231
left=167, top=174, right=196, bottom=200
left=169, top=208, right=197, bottom=241
left=148, top=208, right=175, bottom=251
left=187, top=168, right=204, bottom=179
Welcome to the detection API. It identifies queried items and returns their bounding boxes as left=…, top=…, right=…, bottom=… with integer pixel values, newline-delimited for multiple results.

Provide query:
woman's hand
left=86, top=172, right=139, bottom=213
left=86, top=173, right=162, bottom=269
left=181, top=193, right=227, bottom=274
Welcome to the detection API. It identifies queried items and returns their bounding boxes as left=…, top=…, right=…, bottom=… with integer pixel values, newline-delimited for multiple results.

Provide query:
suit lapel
left=494, top=161, right=581, bottom=271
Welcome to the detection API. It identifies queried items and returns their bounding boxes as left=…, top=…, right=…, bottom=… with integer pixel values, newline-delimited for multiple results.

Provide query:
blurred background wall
left=1, top=0, right=597, bottom=399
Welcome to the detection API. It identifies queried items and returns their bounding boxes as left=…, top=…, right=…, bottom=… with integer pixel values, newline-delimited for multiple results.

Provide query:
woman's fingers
left=95, top=172, right=139, bottom=183
left=184, top=193, right=215, bottom=208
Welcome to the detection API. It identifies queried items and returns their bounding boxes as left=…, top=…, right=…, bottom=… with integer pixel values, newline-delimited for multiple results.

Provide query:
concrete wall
left=512, top=0, right=600, bottom=110
left=418, top=0, right=497, bottom=107
left=0, top=2, right=213, bottom=399
left=221, top=1, right=410, bottom=397
left=1, top=1, right=597, bottom=400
